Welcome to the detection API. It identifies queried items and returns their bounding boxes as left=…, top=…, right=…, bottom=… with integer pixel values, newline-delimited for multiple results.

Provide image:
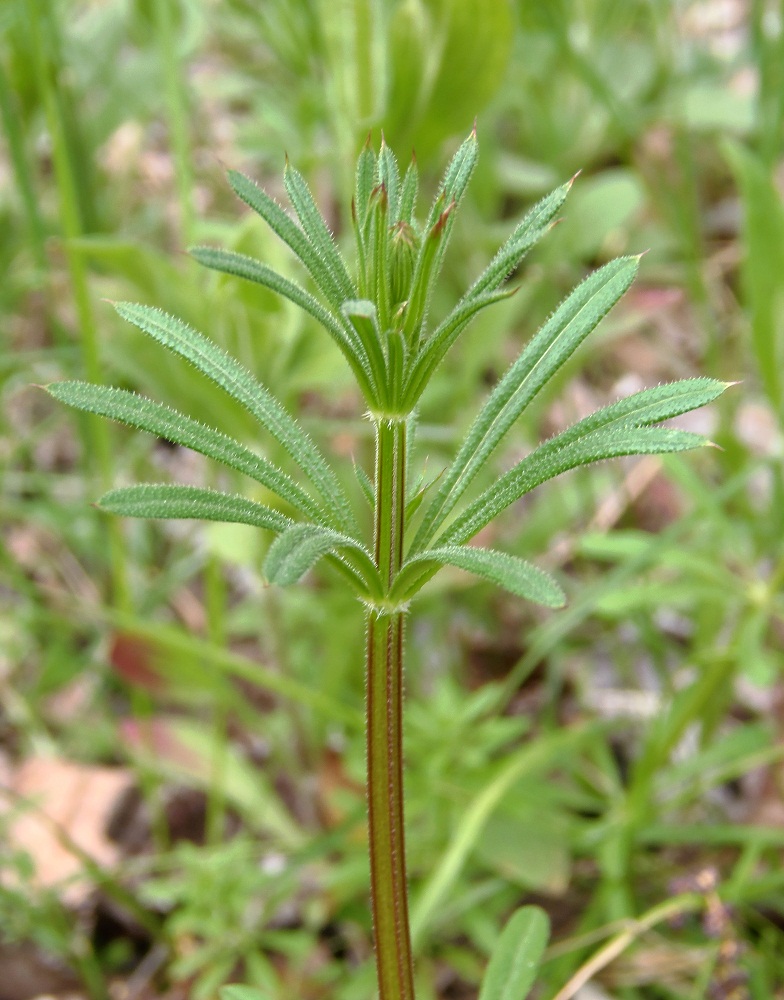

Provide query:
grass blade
left=112, top=302, right=355, bottom=532
left=47, top=381, right=326, bottom=523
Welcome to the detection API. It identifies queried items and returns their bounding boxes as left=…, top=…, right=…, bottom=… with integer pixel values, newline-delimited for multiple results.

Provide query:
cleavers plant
left=49, top=127, right=727, bottom=1000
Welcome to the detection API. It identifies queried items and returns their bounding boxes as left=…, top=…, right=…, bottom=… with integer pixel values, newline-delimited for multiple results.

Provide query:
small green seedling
left=50, top=127, right=726, bottom=1000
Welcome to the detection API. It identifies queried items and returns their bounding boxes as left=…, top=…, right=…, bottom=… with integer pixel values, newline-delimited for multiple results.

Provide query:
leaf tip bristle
left=567, top=168, right=582, bottom=188
left=634, top=249, right=651, bottom=260
left=364, top=130, right=372, bottom=150
left=470, top=117, right=478, bottom=138
left=722, top=379, right=742, bottom=389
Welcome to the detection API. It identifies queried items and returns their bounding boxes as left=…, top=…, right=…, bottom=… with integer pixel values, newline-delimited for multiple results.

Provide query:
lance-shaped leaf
left=412, top=256, right=640, bottom=550
left=46, top=381, right=326, bottom=523
left=401, top=128, right=479, bottom=345
left=378, top=136, right=401, bottom=220
left=98, top=484, right=292, bottom=534
left=398, top=157, right=419, bottom=226
left=190, top=246, right=376, bottom=402
left=425, top=125, right=478, bottom=230
left=465, top=178, right=574, bottom=302
left=440, top=377, right=727, bottom=546
left=390, top=545, right=565, bottom=607
left=341, top=299, right=387, bottom=402
left=284, top=160, right=356, bottom=302
left=227, top=168, right=347, bottom=310
left=403, top=287, right=515, bottom=407
left=264, top=523, right=382, bottom=599
left=478, top=906, right=550, bottom=1000
left=445, top=427, right=708, bottom=547
left=402, top=181, right=573, bottom=409
left=112, top=302, right=356, bottom=533
left=354, top=135, right=377, bottom=230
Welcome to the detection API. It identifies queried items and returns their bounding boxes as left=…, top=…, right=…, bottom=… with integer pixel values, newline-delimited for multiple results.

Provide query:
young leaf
left=403, top=287, right=515, bottom=407
left=354, top=135, right=377, bottom=230
left=112, top=302, right=356, bottom=533
left=283, top=160, right=356, bottom=301
left=478, top=906, right=550, bottom=1000
left=398, top=156, right=419, bottom=226
left=378, top=136, right=401, bottom=220
left=426, top=126, right=479, bottom=230
left=264, top=523, right=382, bottom=598
left=227, top=168, right=346, bottom=309
left=412, top=256, right=641, bottom=550
left=46, top=381, right=326, bottom=523
left=342, top=299, right=388, bottom=402
left=190, top=245, right=376, bottom=401
left=390, top=545, right=565, bottom=607
left=98, top=484, right=293, bottom=534
left=465, top=178, right=573, bottom=301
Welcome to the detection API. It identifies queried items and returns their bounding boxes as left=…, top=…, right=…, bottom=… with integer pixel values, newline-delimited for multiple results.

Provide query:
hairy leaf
left=403, top=287, right=515, bottom=406
left=391, top=545, right=565, bottom=607
left=112, top=302, right=355, bottom=532
left=190, top=245, right=375, bottom=399
left=284, top=160, right=356, bottom=302
left=466, top=178, right=573, bottom=301
left=444, top=425, right=709, bottom=546
left=227, top=168, right=345, bottom=308
left=413, top=256, right=641, bottom=549
left=264, top=523, right=381, bottom=597
left=98, top=484, right=293, bottom=533
left=47, top=381, right=325, bottom=522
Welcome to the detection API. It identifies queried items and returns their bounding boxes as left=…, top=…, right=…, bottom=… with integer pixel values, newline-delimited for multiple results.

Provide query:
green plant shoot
left=49, top=127, right=727, bottom=1000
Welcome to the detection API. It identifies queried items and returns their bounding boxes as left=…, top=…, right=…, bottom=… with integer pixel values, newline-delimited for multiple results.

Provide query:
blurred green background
left=2, top=1, right=784, bottom=998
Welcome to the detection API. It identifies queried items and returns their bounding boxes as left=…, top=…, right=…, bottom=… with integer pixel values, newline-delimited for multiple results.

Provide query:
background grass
left=2, top=1, right=784, bottom=998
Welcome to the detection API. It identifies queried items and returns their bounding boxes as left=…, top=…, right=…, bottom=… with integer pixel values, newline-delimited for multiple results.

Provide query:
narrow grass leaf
left=112, top=303, right=355, bottom=532
left=284, top=161, right=356, bottom=301
left=391, top=545, right=565, bottom=607
left=190, top=245, right=375, bottom=399
left=220, top=986, right=270, bottom=1000
left=98, top=484, right=293, bottom=534
left=410, top=722, right=602, bottom=948
left=413, top=257, right=640, bottom=550
left=478, top=906, right=550, bottom=1000
left=47, top=381, right=325, bottom=523
left=264, top=523, right=381, bottom=597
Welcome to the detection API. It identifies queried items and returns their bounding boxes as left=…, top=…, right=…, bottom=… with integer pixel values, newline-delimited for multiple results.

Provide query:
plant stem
left=367, top=418, right=415, bottom=1000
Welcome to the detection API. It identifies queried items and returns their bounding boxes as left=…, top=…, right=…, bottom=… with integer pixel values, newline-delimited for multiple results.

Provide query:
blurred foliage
left=2, top=0, right=784, bottom=998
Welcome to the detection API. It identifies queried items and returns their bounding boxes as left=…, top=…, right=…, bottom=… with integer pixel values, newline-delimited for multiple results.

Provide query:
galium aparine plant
left=49, top=127, right=727, bottom=1000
